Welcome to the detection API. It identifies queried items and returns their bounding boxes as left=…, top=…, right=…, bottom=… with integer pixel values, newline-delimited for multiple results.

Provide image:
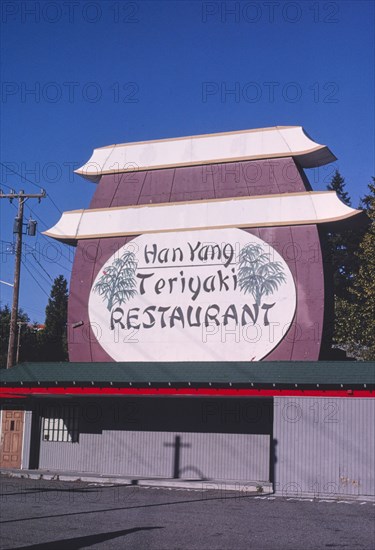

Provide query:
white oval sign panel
left=89, top=228, right=296, bottom=361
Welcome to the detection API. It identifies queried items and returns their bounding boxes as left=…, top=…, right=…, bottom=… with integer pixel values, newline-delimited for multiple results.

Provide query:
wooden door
left=0, top=409, right=24, bottom=469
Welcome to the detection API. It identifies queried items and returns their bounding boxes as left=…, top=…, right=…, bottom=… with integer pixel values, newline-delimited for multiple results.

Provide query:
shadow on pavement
left=0, top=492, right=257, bottom=525
left=7, top=526, right=164, bottom=549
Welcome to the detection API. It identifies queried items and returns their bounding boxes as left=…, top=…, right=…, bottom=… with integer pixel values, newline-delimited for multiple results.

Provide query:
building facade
left=1, top=127, right=373, bottom=496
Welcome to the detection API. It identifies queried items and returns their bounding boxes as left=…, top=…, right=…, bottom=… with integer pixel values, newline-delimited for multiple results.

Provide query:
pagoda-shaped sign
left=45, top=126, right=363, bottom=362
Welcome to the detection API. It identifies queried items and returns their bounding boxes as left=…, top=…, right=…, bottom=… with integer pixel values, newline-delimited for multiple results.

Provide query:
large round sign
left=88, top=228, right=296, bottom=361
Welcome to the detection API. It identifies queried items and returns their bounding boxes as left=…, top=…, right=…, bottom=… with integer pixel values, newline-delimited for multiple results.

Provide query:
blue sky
left=0, top=0, right=374, bottom=322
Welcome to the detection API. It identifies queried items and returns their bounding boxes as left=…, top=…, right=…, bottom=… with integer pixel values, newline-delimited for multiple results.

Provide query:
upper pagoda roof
left=75, top=126, right=336, bottom=182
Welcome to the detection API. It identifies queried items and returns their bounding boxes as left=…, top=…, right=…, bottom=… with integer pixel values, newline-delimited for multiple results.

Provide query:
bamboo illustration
left=93, top=250, right=138, bottom=311
left=238, top=244, right=286, bottom=308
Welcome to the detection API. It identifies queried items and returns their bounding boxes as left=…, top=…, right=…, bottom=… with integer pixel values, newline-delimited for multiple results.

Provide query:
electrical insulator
left=27, top=220, right=37, bottom=236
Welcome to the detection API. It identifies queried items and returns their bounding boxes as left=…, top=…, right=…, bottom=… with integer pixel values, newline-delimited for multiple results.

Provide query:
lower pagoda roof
left=1, top=361, right=374, bottom=399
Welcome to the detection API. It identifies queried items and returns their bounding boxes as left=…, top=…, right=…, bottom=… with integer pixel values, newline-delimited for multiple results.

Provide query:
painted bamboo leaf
left=238, top=243, right=286, bottom=305
left=93, top=251, right=138, bottom=311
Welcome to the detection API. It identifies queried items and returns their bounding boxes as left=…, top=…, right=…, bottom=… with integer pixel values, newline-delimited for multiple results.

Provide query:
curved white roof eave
left=74, top=126, right=336, bottom=182
left=44, top=191, right=362, bottom=244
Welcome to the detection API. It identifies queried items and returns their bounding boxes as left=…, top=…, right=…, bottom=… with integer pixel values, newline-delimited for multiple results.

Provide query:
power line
left=1, top=190, right=46, bottom=368
left=26, top=205, right=74, bottom=261
left=2, top=177, right=75, bottom=266
left=19, top=304, right=45, bottom=320
left=3, top=182, right=61, bottom=234
left=24, top=203, right=47, bottom=226
left=24, top=256, right=53, bottom=288
left=0, top=161, right=62, bottom=215
left=20, top=203, right=74, bottom=265
left=21, top=258, right=50, bottom=298
left=38, top=232, right=74, bottom=265
left=4, top=202, right=74, bottom=265
left=46, top=191, right=63, bottom=216
left=0, top=162, right=41, bottom=190
left=29, top=251, right=53, bottom=282
left=1, top=240, right=72, bottom=275
left=19, top=243, right=54, bottom=288
left=22, top=242, right=71, bottom=273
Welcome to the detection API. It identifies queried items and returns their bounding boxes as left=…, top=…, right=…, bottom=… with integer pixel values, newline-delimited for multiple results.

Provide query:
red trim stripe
left=0, top=387, right=373, bottom=398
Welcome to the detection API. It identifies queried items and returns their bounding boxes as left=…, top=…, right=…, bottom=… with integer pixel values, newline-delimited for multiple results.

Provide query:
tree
left=348, top=179, right=375, bottom=359
left=0, top=275, right=69, bottom=366
left=0, top=306, right=39, bottom=368
left=325, top=170, right=362, bottom=300
left=327, top=170, right=351, bottom=206
left=0, top=305, right=12, bottom=367
left=41, top=275, right=69, bottom=361
left=333, top=179, right=375, bottom=359
left=360, top=177, right=375, bottom=215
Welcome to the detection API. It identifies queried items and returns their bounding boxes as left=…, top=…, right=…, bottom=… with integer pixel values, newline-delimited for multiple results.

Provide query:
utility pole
left=0, top=189, right=46, bottom=368
left=16, top=321, right=28, bottom=364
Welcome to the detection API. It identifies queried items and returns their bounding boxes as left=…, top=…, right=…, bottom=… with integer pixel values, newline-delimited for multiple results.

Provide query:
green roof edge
left=1, top=361, right=374, bottom=386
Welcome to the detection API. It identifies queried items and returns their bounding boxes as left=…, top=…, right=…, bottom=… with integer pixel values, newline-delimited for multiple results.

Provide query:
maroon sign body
left=68, top=157, right=325, bottom=362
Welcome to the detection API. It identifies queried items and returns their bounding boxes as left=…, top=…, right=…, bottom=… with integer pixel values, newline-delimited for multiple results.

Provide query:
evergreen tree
left=350, top=179, right=375, bottom=359
left=41, top=275, right=69, bottom=361
left=0, top=305, right=12, bottom=367
left=333, top=179, right=375, bottom=359
left=327, top=170, right=351, bottom=206
left=0, top=306, right=39, bottom=368
left=360, top=177, right=375, bottom=216
left=325, top=170, right=361, bottom=300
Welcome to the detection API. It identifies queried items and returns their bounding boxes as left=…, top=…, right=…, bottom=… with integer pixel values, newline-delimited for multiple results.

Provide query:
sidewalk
left=0, top=468, right=272, bottom=493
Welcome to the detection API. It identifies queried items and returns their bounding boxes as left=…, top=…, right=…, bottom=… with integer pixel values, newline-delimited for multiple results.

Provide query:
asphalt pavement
left=0, top=475, right=374, bottom=549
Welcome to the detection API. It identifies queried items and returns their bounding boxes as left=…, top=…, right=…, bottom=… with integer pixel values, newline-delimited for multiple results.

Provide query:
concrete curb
left=0, top=469, right=272, bottom=493
left=2, top=471, right=373, bottom=501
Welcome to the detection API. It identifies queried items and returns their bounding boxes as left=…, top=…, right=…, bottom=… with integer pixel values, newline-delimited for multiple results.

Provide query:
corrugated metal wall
left=39, top=431, right=270, bottom=481
left=33, top=396, right=374, bottom=495
left=273, top=397, right=375, bottom=497
left=37, top=397, right=272, bottom=482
